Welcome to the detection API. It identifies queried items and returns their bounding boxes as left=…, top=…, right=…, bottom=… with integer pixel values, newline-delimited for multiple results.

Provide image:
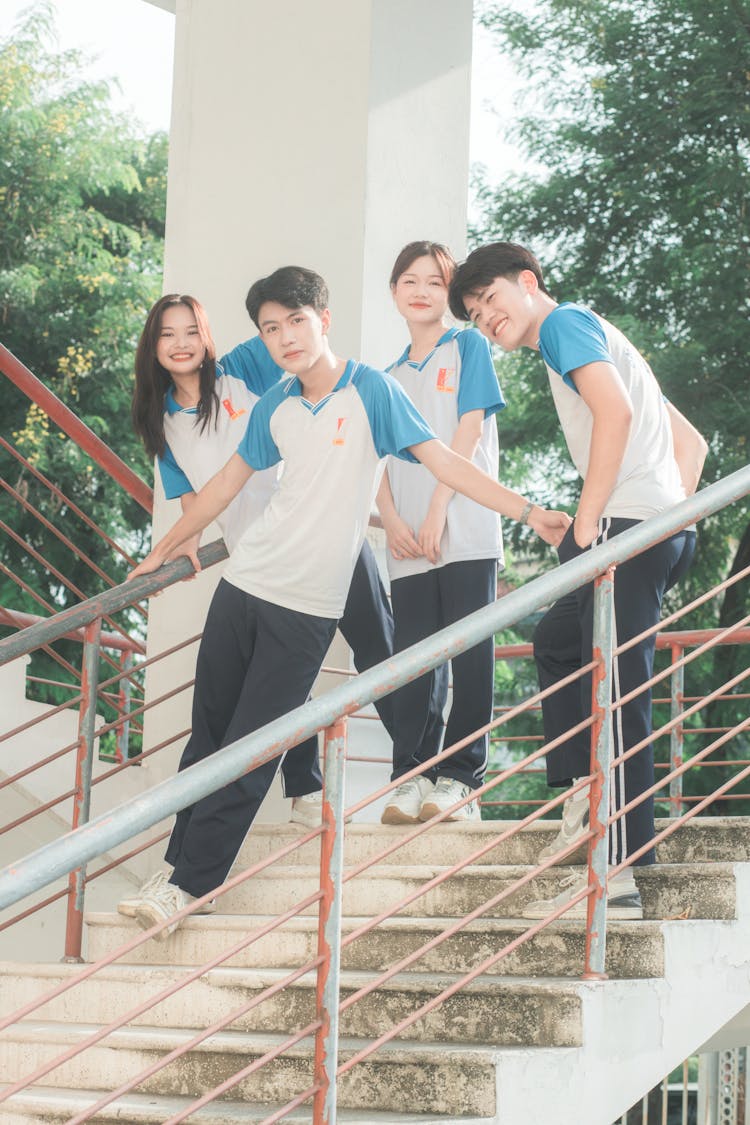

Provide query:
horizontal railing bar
left=1, top=467, right=748, bottom=910
left=0, top=607, right=143, bottom=653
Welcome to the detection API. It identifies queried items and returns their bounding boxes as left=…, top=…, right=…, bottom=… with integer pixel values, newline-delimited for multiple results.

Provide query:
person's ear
left=518, top=269, right=539, bottom=296
left=321, top=307, right=331, bottom=334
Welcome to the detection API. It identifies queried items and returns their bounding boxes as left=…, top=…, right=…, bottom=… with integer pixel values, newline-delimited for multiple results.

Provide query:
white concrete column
left=163, top=0, right=473, bottom=362
left=142, top=0, right=475, bottom=821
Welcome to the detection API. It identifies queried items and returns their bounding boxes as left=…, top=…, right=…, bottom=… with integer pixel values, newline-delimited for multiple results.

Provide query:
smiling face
left=391, top=254, right=450, bottom=327
left=257, top=301, right=331, bottom=374
left=464, top=270, right=543, bottom=352
left=155, top=303, right=206, bottom=379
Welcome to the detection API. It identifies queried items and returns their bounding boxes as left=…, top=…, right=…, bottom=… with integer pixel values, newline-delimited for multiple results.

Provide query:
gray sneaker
left=130, top=880, right=216, bottom=941
left=539, top=791, right=590, bottom=864
left=419, top=777, right=481, bottom=822
left=118, top=870, right=170, bottom=918
left=522, top=870, right=643, bottom=921
left=381, top=776, right=435, bottom=824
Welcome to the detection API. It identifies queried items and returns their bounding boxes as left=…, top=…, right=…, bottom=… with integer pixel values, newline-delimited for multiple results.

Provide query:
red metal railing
left=0, top=345, right=153, bottom=512
left=2, top=347, right=749, bottom=1121
left=0, top=551, right=747, bottom=1120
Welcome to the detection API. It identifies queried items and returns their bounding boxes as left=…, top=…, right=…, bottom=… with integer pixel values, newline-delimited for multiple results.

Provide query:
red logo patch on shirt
left=436, top=367, right=456, bottom=392
left=222, top=397, right=247, bottom=421
left=333, top=417, right=347, bottom=445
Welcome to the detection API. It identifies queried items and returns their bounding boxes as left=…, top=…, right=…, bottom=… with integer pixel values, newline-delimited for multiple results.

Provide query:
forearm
left=415, top=440, right=531, bottom=522
left=667, top=401, right=707, bottom=496
left=427, top=411, right=484, bottom=514
left=151, top=457, right=250, bottom=564
left=576, top=414, right=631, bottom=525
left=376, top=469, right=399, bottom=523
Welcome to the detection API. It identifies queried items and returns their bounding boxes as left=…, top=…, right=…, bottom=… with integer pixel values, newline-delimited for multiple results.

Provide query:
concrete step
left=86, top=912, right=666, bottom=978
left=0, top=1085, right=493, bottom=1123
left=234, top=816, right=750, bottom=871
left=635, top=862, right=740, bottom=921
left=0, top=1021, right=499, bottom=1117
left=0, top=962, right=583, bottom=1048
left=147, top=861, right=737, bottom=921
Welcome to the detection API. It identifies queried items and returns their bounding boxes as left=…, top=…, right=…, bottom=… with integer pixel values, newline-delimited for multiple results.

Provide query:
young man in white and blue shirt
left=156, top=325, right=397, bottom=829
left=126, top=265, right=571, bottom=938
left=450, top=241, right=707, bottom=919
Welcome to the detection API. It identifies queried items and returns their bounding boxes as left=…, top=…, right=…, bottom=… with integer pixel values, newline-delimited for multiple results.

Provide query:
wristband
left=519, top=500, right=534, bottom=525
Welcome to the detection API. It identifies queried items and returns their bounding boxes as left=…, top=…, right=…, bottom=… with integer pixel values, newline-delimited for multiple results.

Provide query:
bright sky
left=0, top=0, right=522, bottom=184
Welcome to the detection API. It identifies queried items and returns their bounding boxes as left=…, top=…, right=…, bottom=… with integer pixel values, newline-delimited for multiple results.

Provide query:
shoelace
left=557, top=872, right=585, bottom=892
left=434, top=778, right=470, bottom=797
left=151, top=882, right=185, bottom=913
left=138, top=870, right=169, bottom=896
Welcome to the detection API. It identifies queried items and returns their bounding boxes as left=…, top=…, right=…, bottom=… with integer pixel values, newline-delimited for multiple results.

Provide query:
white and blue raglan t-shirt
left=158, top=336, right=283, bottom=551
left=386, top=326, right=505, bottom=580
left=538, top=303, right=685, bottom=519
left=223, top=361, right=435, bottom=619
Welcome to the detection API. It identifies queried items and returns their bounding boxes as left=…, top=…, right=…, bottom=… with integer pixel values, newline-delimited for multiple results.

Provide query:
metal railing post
left=669, top=643, right=685, bottom=817
left=63, top=617, right=102, bottom=962
left=115, top=650, right=133, bottom=764
left=584, top=568, right=615, bottom=979
left=313, top=717, right=348, bottom=1124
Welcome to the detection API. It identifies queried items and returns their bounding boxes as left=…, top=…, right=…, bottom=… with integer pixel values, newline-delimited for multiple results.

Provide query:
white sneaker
left=132, top=880, right=216, bottom=941
left=118, top=870, right=170, bottom=918
left=290, top=791, right=323, bottom=828
left=522, top=868, right=643, bottom=921
left=538, top=787, right=590, bottom=864
left=381, top=776, right=435, bottom=825
left=418, top=777, right=481, bottom=822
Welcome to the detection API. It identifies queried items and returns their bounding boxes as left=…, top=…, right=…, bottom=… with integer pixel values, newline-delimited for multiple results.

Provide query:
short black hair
left=448, top=242, right=550, bottom=320
left=245, top=266, right=329, bottom=327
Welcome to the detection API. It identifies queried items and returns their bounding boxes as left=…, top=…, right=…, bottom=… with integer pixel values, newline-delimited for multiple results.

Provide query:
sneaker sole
left=134, top=903, right=175, bottom=941
left=381, top=806, right=421, bottom=825
left=418, top=801, right=481, bottom=822
left=290, top=812, right=353, bottom=828
left=289, top=813, right=322, bottom=828
left=521, top=900, right=643, bottom=921
left=121, top=900, right=217, bottom=921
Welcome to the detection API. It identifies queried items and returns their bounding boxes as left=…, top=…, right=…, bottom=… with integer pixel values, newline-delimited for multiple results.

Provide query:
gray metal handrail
left=1, top=463, right=748, bottom=911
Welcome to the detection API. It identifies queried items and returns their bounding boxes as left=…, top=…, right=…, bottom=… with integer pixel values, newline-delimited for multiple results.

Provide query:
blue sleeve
left=157, top=443, right=194, bottom=500
left=236, top=384, right=283, bottom=470
left=538, top=304, right=614, bottom=392
left=354, top=366, right=435, bottom=462
left=455, top=329, right=505, bottom=419
left=218, top=336, right=283, bottom=396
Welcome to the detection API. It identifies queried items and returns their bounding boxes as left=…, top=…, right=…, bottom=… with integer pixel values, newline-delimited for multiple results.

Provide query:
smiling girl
left=377, top=241, right=506, bottom=826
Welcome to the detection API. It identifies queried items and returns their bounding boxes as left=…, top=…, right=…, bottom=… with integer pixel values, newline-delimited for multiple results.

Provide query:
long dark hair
left=131, top=294, right=219, bottom=459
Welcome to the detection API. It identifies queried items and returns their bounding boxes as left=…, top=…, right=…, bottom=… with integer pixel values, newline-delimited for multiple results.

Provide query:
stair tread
left=84, top=911, right=668, bottom=932
left=4, top=1019, right=502, bottom=1063
left=204, top=859, right=740, bottom=877
left=0, top=958, right=588, bottom=994
left=0, top=1084, right=492, bottom=1123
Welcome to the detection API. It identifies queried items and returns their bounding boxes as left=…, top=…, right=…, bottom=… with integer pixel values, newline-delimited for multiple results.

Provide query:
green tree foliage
left=476, top=0, right=750, bottom=815
left=0, top=3, right=166, bottom=622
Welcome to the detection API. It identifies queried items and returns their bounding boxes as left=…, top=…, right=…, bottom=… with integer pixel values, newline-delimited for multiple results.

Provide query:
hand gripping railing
left=0, top=464, right=748, bottom=1121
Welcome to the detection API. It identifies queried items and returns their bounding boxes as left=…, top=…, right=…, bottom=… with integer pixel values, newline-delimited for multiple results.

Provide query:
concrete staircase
left=1, top=816, right=750, bottom=1124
